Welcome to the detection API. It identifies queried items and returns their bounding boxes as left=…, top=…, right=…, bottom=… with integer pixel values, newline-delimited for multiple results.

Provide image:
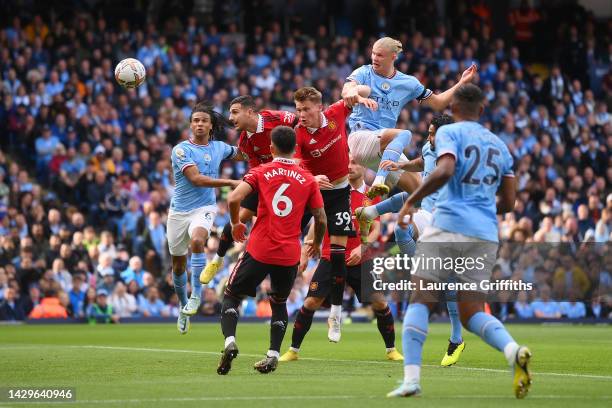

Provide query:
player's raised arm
left=421, top=64, right=478, bottom=111
left=380, top=156, right=424, bottom=173
left=183, top=166, right=241, bottom=188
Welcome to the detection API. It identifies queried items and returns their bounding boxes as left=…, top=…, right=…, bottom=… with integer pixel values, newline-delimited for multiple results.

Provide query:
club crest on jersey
left=203, top=153, right=212, bottom=162
left=381, top=82, right=391, bottom=91
left=327, top=120, right=336, bottom=130
left=309, top=281, right=318, bottom=291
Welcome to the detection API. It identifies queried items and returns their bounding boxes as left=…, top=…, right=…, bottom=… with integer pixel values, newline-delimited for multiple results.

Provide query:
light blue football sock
left=375, top=192, right=408, bottom=216
left=375, top=130, right=412, bottom=180
left=466, top=312, right=515, bottom=352
left=190, top=252, right=206, bottom=299
left=402, top=303, right=429, bottom=367
left=394, top=222, right=416, bottom=256
left=172, top=271, right=188, bottom=307
left=445, top=292, right=463, bottom=344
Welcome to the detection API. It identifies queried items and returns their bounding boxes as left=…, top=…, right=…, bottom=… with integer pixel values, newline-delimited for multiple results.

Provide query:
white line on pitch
left=3, top=344, right=612, bottom=381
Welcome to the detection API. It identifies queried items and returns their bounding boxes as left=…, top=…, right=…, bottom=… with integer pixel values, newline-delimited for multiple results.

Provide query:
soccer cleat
left=513, top=346, right=532, bottom=399
left=327, top=315, right=342, bottom=343
left=440, top=340, right=465, bottom=367
left=217, top=341, right=239, bottom=375
left=354, top=207, right=373, bottom=244
left=386, top=348, right=404, bottom=361
left=181, top=295, right=201, bottom=316
left=177, top=312, right=190, bottom=335
left=366, top=183, right=390, bottom=199
left=386, top=381, right=422, bottom=398
left=254, top=355, right=278, bottom=374
left=200, top=258, right=223, bottom=284
left=279, top=349, right=299, bottom=362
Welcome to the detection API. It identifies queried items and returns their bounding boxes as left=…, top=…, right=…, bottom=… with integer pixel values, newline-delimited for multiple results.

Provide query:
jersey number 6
left=272, top=183, right=293, bottom=217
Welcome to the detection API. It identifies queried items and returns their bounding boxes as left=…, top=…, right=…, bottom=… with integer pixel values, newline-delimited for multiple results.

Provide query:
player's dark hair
left=190, top=101, right=230, bottom=139
left=431, top=114, right=453, bottom=129
left=271, top=126, right=296, bottom=154
left=294, top=86, right=322, bottom=104
left=452, top=84, right=484, bottom=117
left=229, top=95, right=256, bottom=111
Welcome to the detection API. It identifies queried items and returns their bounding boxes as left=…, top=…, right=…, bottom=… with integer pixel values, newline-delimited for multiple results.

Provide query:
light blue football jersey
left=170, top=140, right=237, bottom=212
left=420, top=141, right=438, bottom=213
left=432, top=122, right=514, bottom=242
left=347, top=65, right=431, bottom=131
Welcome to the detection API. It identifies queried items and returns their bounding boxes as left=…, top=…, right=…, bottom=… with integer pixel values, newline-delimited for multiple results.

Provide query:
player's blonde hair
left=373, top=37, right=403, bottom=54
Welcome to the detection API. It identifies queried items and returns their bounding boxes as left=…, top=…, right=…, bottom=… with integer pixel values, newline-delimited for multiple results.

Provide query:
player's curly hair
left=431, top=114, right=454, bottom=129
left=190, top=101, right=230, bottom=139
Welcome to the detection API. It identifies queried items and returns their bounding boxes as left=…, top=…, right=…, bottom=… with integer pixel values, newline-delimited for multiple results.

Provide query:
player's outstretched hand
left=357, top=96, right=378, bottom=111
left=315, top=174, right=334, bottom=190
left=231, top=222, right=248, bottom=242
left=379, top=160, right=401, bottom=172
left=459, top=63, right=478, bottom=84
left=229, top=179, right=242, bottom=188
left=346, top=245, right=362, bottom=266
left=397, top=204, right=416, bottom=229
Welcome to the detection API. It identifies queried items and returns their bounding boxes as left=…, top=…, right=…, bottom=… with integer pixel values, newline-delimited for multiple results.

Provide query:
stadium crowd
left=0, top=1, right=610, bottom=322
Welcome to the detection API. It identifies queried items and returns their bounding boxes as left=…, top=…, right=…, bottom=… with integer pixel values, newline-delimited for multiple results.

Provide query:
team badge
left=381, top=82, right=391, bottom=91
left=203, top=153, right=212, bottom=161
left=309, top=282, right=318, bottom=291
left=328, top=120, right=336, bottom=130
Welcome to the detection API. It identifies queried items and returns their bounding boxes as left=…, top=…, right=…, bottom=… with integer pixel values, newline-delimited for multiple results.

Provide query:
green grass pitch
left=1, top=322, right=611, bottom=407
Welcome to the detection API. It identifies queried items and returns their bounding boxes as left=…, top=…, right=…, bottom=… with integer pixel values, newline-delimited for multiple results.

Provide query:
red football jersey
left=243, top=158, right=324, bottom=266
left=295, top=101, right=351, bottom=182
left=321, top=183, right=380, bottom=263
left=238, top=110, right=298, bottom=169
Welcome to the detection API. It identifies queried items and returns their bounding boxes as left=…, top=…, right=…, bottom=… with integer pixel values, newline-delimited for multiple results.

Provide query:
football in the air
left=114, top=58, right=146, bottom=88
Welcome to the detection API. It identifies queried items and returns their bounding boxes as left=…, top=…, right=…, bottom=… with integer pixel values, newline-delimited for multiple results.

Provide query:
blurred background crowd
left=0, top=0, right=610, bottom=322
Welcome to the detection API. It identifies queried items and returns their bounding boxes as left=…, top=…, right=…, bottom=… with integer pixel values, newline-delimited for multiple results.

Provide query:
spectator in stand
left=28, top=288, right=68, bottom=319
left=109, top=282, right=138, bottom=318
left=531, top=286, right=561, bottom=319
left=87, top=289, right=119, bottom=324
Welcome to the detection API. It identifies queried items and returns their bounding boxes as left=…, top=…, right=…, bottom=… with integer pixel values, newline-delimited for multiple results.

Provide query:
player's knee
left=190, top=236, right=206, bottom=251
left=458, top=303, right=482, bottom=327
left=304, top=296, right=324, bottom=310
left=172, top=256, right=186, bottom=272
left=371, top=299, right=387, bottom=312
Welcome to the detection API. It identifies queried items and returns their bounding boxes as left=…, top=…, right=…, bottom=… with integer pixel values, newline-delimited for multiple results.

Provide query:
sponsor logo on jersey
left=254, top=146, right=260, bottom=151
left=309, top=138, right=317, bottom=145
left=309, top=134, right=342, bottom=158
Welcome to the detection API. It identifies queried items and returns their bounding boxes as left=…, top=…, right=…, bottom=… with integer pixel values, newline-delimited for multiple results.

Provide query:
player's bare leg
left=182, top=227, right=208, bottom=315
left=202, top=208, right=254, bottom=284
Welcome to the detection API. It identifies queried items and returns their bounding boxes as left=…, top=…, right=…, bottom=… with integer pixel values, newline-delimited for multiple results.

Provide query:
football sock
left=467, top=312, right=517, bottom=365
left=172, top=271, right=188, bottom=308
left=375, top=192, right=408, bottom=216
left=190, top=252, right=206, bottom=298
left=217, top=223, right=234, bottom=258
left=394, top=223, right=416, bottom=256
left=374, top=306, right=396, bottom=348
left=221, top=295, right=241, bottom=339
left=374, top=130, right=412, bottom=184
left=291, top=306, right=315, bottom=349
left=330, top=244, right=347, bottom=306
left=402, top=303, right=429, bottom=383
left=445, top=290, right=462, bottom=344
left=269, top=296, right=289, bottom=353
